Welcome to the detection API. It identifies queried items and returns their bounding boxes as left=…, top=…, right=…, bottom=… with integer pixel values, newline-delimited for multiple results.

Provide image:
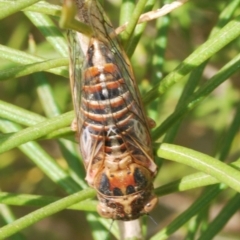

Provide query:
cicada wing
left=87, top=0, right=156, bottom=169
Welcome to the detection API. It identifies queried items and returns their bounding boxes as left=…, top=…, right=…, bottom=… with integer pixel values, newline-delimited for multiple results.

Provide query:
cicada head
left=94, top=163, right=158, bottom=220
left=96, top=188, right=158, bottom=221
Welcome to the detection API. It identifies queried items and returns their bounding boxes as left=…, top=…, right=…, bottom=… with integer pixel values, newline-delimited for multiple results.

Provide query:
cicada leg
left=147, top=117, right=156, bottom=129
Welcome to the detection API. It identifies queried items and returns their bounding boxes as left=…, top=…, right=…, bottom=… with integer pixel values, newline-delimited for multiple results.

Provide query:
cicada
left=68, top=0, right=158, bottom=220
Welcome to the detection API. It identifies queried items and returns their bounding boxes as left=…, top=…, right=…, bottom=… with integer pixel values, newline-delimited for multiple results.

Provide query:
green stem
left=121, top=0, right=148, bottom=46
left=0, top=205, right=24, bottom=240
left=0, top=189, right=95, bottom=240
left=0, top=0, right=41, bottom=20
left=59, top=0, right=93, bottom=36
left=0, top=0, right=62, bottom=17
left=143, top=15, right=240, bottom=105
left=0, top=192, right=97, bottom=212
left=152, top=51, right=240, bottom=140
left=150, top=185, right=224, bottom=240
left=0, top=58, right=68, bottom=81
left=0, top=120, right=80, bottom=193
left=0, top=44, right=68, bottom=77
left=157, top=144, right=240, bottom=192
left=25, top=11, right=68, bottom=57
left=0, top=100, right=46, bottom=126
left=198, top=193, right=240, bottom=240
left=125, top=0, right=155, bottom=57
left=0, top=111, right=74, bottom=154
left=154, top=156, right=240, bottom=196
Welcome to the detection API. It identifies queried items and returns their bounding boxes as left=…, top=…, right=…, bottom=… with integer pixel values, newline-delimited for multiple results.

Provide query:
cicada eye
left=97, top=203, right=114, bottom=219
left=144, top=196, right=158, bottom=214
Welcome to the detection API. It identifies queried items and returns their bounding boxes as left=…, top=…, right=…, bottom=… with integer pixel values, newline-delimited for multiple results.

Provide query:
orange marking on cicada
left=109, top=172, right=135, bottom=190
left=81, top=102, right=132, bottom=122
left=83, top=78, right=124, bottom=93
left=82, top=91, right=131, bottom=109
left=82, top=84, right=102, bottom=93
left=103, top=63, right=118, bottom=74
left=84, top=67, right=100, bottom=79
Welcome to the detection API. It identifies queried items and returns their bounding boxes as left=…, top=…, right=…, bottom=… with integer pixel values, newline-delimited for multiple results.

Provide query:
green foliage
left=0, top=0, right=240, bottom=239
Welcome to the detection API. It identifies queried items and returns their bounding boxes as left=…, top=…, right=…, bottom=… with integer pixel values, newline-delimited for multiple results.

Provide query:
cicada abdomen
left=69, top=0, right=158, bottom=220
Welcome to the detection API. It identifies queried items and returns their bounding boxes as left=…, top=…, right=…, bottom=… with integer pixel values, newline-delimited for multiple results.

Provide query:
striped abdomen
left=79, top=38, right=154, bottom=162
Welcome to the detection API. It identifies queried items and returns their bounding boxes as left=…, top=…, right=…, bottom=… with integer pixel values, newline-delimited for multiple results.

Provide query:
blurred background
left=0, top=0, right=240, bottom=239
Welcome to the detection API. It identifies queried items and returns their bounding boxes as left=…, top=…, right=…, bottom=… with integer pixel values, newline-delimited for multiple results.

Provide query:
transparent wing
left=70, top=0, right=156, bottom=186
left=86, top=0, right=156, bottom=165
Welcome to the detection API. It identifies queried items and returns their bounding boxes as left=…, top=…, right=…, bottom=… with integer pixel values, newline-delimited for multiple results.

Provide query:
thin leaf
left=0, top=189, right=95, bottom=240
left=0, top=58, right=68, bottom=81
left=157, top=144, right=240, bottom=192
left=0, top=112, right=74, bottom=154
left=0, top=0, right=41, bottom=20
left=143, top=15, right=240, bottom=105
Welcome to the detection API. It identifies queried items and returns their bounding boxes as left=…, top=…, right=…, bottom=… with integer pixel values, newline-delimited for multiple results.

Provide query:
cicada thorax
left=75, top=37, right=158, bottom=220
